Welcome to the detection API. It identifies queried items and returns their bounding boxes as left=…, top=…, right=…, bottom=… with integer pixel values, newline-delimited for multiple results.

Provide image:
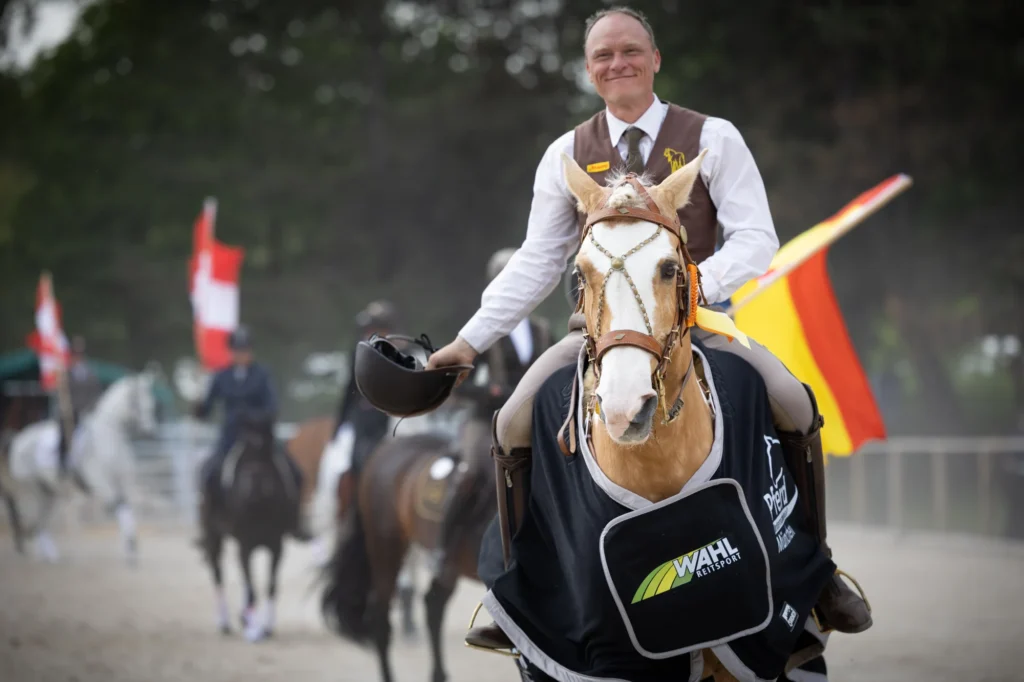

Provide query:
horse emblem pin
left=664, top=148, right=686, bottom=172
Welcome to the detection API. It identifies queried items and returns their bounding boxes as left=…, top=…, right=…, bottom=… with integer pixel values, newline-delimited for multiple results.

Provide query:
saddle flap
left=598, top=479, right=772, bottom=659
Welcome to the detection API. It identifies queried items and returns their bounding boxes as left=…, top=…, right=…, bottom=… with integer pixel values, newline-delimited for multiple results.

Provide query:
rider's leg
left=494, top=314, right=587, bottom=456
left=696, top=329, right=872, bottom=633
left=57, top=422, right=71, bottom=474
left=194, top=450, right=227, bottom=546
left=200, top=450, right=227, bottom=504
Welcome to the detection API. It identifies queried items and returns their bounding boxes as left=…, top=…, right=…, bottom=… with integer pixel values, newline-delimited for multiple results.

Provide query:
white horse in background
left=1, top=369, right=159, bottom=564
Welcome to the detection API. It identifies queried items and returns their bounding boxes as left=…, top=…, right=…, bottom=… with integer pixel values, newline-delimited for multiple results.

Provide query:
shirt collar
left=606, top=95, right=668, bottom=147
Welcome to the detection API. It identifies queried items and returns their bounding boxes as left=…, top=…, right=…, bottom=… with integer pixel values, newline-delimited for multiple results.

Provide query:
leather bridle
left=574, top=174, right=705, bottom=425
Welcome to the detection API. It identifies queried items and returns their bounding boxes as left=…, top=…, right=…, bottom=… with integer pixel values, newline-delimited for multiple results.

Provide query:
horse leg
left=368, top=592, right=396, bottom=682
left=424, top=572, right=456, bottom=682
left=113, top=500, right=138, bottom=566
left=203, top=531, right=231, bottom=634
left=262, top=538, right=282, bottom=638
left=239, top=543, right=261, bottom=641
left=0, top=482, right=25, bottom=554
left=397, top=557, right=417, bottom=638
left=33, top=482, right=59, bottom=563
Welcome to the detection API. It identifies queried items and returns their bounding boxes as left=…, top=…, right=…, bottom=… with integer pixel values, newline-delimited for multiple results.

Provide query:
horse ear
left=561, top=153, right=606, bottom=214
left=652, top=148, right=708, bottom=213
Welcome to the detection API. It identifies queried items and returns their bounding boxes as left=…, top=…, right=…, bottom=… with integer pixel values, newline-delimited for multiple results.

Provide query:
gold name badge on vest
left=586, top=161, right=610, bottom=173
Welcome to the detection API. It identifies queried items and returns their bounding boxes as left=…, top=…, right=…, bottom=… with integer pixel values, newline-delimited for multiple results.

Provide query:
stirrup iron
left=464, top=601, right=520, bottom=659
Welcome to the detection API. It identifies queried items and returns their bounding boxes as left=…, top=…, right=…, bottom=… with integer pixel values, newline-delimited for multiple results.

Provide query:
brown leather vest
left=572, top=102, right=718, bottom=264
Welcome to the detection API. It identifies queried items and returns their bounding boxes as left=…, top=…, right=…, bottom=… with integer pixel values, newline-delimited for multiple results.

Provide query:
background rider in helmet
left=430, top=248, right=552, bottom=574
left=192, top=324, right=310, bottom=543
left=333, top=300, right=397, bottom=482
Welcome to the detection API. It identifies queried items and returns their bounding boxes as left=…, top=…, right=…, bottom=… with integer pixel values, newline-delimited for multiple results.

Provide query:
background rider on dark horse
left=57, top=335, right=102, bottom=489
left=430, top=248, right=552, bottom=575
left=192, top=325, right=310, bottom=545
left=333, top=300, right=397, bottom=484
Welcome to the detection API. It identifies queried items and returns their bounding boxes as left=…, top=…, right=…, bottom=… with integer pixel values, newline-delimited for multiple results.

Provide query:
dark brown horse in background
left=319, top=414, right=495, bottom=682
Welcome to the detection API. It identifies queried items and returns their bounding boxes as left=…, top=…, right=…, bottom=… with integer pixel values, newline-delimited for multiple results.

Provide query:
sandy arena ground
left=1, top=522, right=1022, bottom=682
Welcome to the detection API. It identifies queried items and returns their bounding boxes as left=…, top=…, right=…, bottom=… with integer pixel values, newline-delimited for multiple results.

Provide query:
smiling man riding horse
left=426, top=5, right=871, bottom=643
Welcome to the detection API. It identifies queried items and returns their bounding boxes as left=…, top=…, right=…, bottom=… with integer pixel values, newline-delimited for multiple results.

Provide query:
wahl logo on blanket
left=631, top=537, right=742, bottom=604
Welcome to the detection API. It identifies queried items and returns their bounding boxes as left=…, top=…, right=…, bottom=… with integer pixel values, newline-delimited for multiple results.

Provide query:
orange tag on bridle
left=685, top=263, right=700, bottom=327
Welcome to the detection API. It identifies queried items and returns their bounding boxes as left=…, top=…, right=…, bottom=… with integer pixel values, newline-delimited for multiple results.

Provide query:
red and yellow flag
left=730, top=175, right=912, bottom=457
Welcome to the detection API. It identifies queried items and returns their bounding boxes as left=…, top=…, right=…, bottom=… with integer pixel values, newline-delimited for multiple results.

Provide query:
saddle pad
left=599, top=478, right=772, bottom=659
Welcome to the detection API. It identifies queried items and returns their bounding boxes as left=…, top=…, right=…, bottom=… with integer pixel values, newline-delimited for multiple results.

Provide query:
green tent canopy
left=0, top=348, right=177, bottom=408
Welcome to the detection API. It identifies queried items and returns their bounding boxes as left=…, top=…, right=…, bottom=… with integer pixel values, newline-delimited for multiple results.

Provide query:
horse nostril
left=633, top=394, right=658, bottom=425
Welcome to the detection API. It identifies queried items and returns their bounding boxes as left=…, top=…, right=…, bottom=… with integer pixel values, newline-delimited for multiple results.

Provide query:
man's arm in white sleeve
left=457, top=132, right=580, bottom=353
left=696, top=118, right=780, bottom=305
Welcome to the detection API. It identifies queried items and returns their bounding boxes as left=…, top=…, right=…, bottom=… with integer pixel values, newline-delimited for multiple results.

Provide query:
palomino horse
left=320, top=412, right=493, bottom=682
left=1, top=370, right=158, bottom=563
left=199, top=409, right=296, bottom=642
left=472, top=154, right=835, bottom=681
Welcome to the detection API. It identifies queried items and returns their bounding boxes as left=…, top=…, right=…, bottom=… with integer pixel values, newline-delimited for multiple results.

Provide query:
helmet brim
left=353, top=340, right=473, bottom=418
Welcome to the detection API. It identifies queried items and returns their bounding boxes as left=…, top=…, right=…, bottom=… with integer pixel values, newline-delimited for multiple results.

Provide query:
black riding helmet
left=229, top=325, right=252, bottom=350
left=353, top=333, right=473, bottom=418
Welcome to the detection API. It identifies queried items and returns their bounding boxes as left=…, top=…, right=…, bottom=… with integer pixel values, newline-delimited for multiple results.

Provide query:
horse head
left=237, top=408, right=276, bottom=456
left=562, top=149, right=708, bottom=445
left=94, top=370, right=159, bottom=437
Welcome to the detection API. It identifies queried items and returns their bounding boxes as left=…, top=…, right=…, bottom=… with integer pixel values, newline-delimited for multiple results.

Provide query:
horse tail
left=319, top=501, right=375, bottom=645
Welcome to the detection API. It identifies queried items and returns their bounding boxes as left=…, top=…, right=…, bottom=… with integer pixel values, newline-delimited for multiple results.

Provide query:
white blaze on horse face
left=578, top=220, right=677, bottom=442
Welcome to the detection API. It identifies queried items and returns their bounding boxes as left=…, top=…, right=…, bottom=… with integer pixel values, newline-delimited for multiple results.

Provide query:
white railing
left=110, top=431, right=1024, bottom=539
left=827, top=436, right=1024, bottom=537
left=120, top=410, right=470, bottom=526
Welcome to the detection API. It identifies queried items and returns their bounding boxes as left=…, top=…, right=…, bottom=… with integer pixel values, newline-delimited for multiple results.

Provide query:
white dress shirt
left=508, top=317, right=534, bottom=365
left=459, top=96, right=779, bottom=353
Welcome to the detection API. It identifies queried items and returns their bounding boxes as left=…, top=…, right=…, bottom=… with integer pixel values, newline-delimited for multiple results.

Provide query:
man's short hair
left=583, top=6, right=658, bottom=53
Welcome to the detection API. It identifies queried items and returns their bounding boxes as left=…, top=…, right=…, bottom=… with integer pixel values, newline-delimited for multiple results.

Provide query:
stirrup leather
left=810, top=567, right=873, bottom=634
left=464, top=601, right=520, bottom=659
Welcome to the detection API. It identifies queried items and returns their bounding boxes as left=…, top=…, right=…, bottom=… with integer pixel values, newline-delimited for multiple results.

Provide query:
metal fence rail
left=79, top=429, right=1024, bottom=541
left=827, top=436, right=1024, bottom=538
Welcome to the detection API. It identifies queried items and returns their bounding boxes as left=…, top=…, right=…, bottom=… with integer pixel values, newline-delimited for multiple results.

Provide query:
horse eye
left=660, top=262, right=678, bottom=281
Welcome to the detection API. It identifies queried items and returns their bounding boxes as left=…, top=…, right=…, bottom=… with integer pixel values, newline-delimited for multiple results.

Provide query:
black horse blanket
left=478, top=341, right=835, bottom=682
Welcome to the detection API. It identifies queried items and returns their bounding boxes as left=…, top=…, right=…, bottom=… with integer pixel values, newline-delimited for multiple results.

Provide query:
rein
left=576, top=175, right=705, bottom=426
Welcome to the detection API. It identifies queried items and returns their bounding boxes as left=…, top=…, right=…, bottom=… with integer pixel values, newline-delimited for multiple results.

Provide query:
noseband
left=576, top=174, right=704, bottom=424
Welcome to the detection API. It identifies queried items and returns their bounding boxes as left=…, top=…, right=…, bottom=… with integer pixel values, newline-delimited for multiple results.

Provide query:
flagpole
left=186, top=197, right=217, bottom=525
left=42, top=271, right=75, bottom=457
left=204, top=196, right=218, bottom=240
left=725, top=175, right=913, bottom=317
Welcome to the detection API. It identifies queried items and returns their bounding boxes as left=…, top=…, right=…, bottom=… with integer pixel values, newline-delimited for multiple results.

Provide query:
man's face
left=233, top=349, right=253, bottom=366
left=584, top=13, right=660, bottom=109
